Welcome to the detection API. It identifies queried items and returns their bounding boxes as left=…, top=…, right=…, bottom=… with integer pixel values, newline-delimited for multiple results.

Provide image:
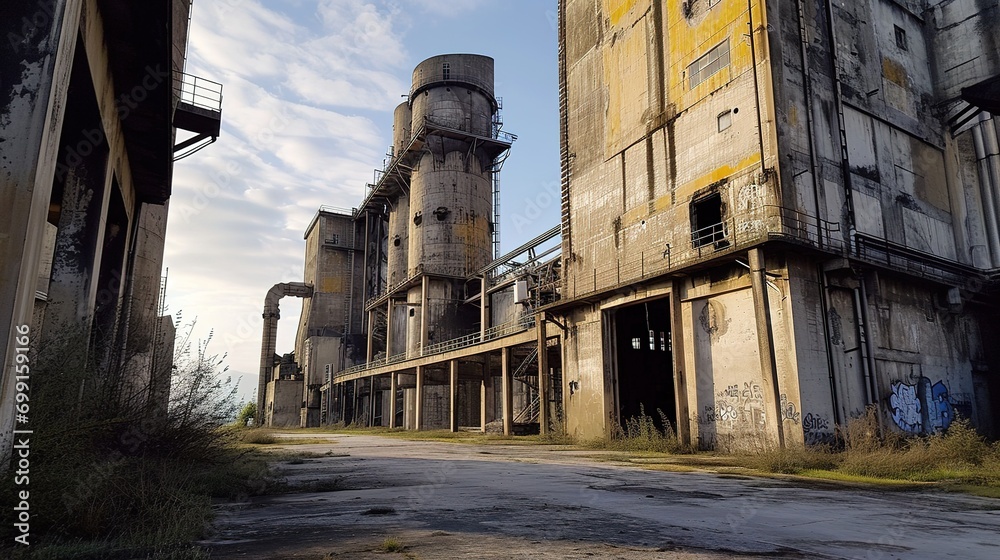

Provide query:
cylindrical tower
left=392, top=101, right=412, bottom=159
left=410, top=54, right=496, bottom=137
left=387, top=102, right=413, bottom=287
left=407, top=54, right=496, bottom=278
left=404, top=54, right=500, bottom=357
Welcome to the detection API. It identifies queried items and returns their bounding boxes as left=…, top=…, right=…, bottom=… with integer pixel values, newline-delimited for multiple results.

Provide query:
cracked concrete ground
left=201, top=434, right=1000, bottom=559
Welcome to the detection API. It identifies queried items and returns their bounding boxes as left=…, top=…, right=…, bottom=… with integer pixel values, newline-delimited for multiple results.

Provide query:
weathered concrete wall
left=560, top=305, right=611, bottom=439
left=3, top=0, right=194, bottom=459
left=554, top=0, right=1000, bottom=448
left=266, top=377, right=303, bottom=428
left=866, top=271, right=987, bottom=435
left=560, top=0, right=779, bottom=301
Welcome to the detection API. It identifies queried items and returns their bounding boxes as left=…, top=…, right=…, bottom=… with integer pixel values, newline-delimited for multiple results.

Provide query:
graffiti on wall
left=889, top=377, right=957, bottom=434
left=802, top=413, right=835, bottom=446
left=779, top=393, right=800, bottom=424
left=699, top=381, right=767, bottom=430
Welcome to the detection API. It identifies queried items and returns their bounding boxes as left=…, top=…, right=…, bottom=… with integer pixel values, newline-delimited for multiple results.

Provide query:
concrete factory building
left=261, top=0, right=1000, bottom=449
left=0, top=0, right=222, bottom=460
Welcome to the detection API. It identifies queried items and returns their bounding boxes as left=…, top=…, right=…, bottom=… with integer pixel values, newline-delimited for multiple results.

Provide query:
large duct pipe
left=972, top=114, right=1000, bottom=268
left=256, top=282, right=313, bottom=425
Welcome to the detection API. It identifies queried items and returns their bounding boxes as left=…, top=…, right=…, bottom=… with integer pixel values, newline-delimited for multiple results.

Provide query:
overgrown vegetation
left=2, top=319, right=278, bottom=559
left=604, top=405, right=1000, bottom=496
left=597, top=405, right=690, bottom=454
left=235, top=401, right=257, bottom=427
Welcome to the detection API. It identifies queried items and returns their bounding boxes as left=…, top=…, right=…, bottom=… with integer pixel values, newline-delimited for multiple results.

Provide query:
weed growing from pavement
left=378, top=537, right=406, bottom=552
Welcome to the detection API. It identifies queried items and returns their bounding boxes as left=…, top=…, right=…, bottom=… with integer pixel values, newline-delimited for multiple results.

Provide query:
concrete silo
left=405, top=54, right=500, bottom=356
left=386, top=101, right=412, bottom=289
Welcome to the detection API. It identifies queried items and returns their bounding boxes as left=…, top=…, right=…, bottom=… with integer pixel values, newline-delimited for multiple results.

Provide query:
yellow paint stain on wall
left=607, top=0, right=639, bottom=26
left=675, top=153, right=762, bottom=201
left=664, top=0, right=767, bottom=112
left=618, top=154, right=762, bottom=228
left=321, top=277, right=344, bottom=293
left=603, top=24, right=648, bottom=153
left=882, top=57, right=909, bottom=88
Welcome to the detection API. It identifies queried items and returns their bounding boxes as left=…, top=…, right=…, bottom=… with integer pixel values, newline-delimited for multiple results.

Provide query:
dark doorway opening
left=613, top=297, right=676, bottom=431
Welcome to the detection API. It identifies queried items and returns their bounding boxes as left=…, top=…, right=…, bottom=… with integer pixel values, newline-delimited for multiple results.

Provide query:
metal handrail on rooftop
left=174, top=72, right=222, bottom=113
left=318, top=205, right=356, bottom=217
left=410, top=72, right=495, bottom=101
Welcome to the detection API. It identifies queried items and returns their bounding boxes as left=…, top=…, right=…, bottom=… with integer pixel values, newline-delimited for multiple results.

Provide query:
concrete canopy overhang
left=97, top=0, right=174, bottom=204
left=962, top=75, right=1000, bottom=115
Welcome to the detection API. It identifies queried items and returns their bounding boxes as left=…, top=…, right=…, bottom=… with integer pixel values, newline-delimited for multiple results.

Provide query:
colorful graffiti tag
left=889, top=377, right=954, bottom=434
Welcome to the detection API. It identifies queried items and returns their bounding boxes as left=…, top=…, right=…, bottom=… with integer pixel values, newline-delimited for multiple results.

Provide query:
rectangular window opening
left=688, top=39, right=730, bottom=89
left=894, top=25, right=908, bottom=51
left=691, top=193, right=728, bottom=249
left=717, top=110, right=732, bottom=132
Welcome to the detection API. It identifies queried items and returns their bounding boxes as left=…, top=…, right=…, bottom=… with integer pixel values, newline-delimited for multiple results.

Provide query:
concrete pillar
left=352, top=378, right=359, bottom=426
left=415, top=365, right=424, bottom=430
left=366, top=308, right=375, bottom=362
left=537, top=316, right=549, bottom=435
left=42, top=148, right=112, bottom=356
left=749, top=248, right=784, bottom=448
left=669, top=282, right=691, bottom=446
left=389, top=372, right=398, bottom=428
left=370, top=376, right=377, bottom=427
left=419, top=275, right=429, bottom=354
left=449, top=359, right=459, bottom=432
left=481, top=365, right=493, bottom=432
left=385, top=299, right=393, bottom=357
left=501, top=347, right=513, bottom=436
left=480, top=276, right=488, bottom=338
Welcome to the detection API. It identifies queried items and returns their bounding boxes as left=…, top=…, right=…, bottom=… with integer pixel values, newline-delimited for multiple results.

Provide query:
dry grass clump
left=378, top=537, right=406, bottom=552
left=238, top=428, right=278, bottom=445
left=600, top=405, right=689, bottom=454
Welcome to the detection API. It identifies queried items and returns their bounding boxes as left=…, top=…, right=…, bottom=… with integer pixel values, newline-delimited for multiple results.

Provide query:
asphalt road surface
left=201, top=433, right=1000, bottom=559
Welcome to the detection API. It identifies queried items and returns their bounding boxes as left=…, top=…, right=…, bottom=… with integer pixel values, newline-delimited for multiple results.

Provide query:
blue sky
left=165, top=0, right=560, bottom=402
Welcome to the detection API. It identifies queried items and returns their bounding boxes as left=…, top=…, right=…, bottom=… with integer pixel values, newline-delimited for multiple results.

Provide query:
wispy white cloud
left=166, top=0, right=410, bottom=399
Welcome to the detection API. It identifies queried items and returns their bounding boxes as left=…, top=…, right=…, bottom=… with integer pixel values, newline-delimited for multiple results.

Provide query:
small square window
left=631, top=337, right=641, bottom=350
left=894, top=25, right=908, bottom=51
left=717, top=110, right=732, bottom=132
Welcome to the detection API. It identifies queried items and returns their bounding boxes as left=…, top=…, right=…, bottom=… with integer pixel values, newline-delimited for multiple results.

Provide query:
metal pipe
left=797, top=0, right=825, bottom=248
left=972, top=119, right=1000, bottom=267
left=747, top=0, right=767, bottom=178
left=819, top=268, right=842, bottom=426
left=822, top=0, right=858, bottom=246
left=854, top=271, right=881, bottom=438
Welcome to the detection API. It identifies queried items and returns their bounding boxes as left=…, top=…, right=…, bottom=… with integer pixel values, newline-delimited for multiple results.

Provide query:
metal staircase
left=512, top=347, right=539, bottom=424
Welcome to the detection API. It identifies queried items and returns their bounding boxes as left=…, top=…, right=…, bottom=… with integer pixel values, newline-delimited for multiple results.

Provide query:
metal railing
left=853, top=234, right=982, bottom=287
left=691, top=221, right=730, bottom=250
left=563, top=204, right=843, bottom=300
left=512, top=348, right=538, bottom=378
left=174, top=73, right=222, bottom=113
left=318, top=205, right=356, bottom=217
left=513, top=395, right=540, bottom=424
left=334, top=314, right=536, bottom=381
left=410, top=72, right=495, bottom=100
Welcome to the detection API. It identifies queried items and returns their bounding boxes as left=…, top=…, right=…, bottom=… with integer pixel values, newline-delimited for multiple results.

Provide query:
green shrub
left=236, top=401, right=258, bottom=427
